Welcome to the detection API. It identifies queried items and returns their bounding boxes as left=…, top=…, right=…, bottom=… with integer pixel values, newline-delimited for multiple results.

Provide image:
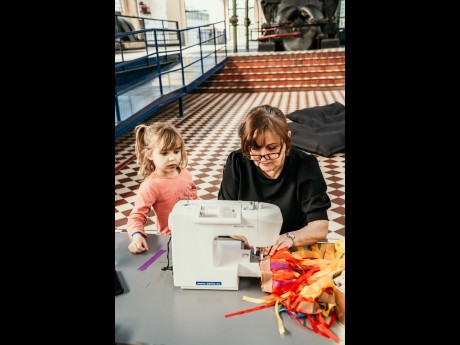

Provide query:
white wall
left=142, top=0, right=167, bottom=19
left=166, top=0, right=187, bottom=29
left=136, top=0, right=185, bottom=31
left=208, top=0, right=226, bottom=22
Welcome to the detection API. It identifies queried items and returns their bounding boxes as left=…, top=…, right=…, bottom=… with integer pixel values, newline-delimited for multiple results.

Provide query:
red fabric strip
left=224, top=300, right=276, bottom=318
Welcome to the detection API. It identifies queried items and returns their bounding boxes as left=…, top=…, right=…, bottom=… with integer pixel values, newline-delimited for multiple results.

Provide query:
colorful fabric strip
left=137, top=249, right=166, bottom=271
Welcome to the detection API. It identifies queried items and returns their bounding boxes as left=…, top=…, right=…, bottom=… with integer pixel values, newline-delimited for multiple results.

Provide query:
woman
left=218, top=105, right=331, bottom=255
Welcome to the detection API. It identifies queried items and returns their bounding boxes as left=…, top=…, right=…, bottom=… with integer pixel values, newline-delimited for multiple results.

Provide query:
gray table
left=115, top=233, right=345, bottom=345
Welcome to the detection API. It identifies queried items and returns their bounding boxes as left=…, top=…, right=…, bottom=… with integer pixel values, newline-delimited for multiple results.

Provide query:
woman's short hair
left=238, top=105, right=291, bottom=156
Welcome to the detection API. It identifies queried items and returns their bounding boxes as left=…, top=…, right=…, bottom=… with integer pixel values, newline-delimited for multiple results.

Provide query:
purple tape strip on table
left=137, top=249, right=166, bottom=271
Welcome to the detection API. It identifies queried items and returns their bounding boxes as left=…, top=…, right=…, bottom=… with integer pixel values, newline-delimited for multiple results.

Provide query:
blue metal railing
left=115, top=18, right=227, bottom=140
left=115, top=14, right=179, bottom=65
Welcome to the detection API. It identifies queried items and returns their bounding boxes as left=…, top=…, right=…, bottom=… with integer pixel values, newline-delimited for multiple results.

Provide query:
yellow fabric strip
left=334, top=239, right=345, bottom=259
left=321, top=303, right=334, bottom=317
left=274, top=298, right=285, bottom=334
left=299, top=258, right=345, bottom=271
left=292, top=250, right=319, bottom=259
left=280, top=291, right=292, bottom=299
left=243, top=296, right=276, bottom=304
left=311, top=243, right=325, bottom=258
left=301, top=273, right=333, bottom=299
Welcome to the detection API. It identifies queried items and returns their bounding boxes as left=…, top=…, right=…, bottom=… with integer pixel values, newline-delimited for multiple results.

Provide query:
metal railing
left=115, top=14, right=180, bottom=53
left=115, top=19, right=227, bottom=140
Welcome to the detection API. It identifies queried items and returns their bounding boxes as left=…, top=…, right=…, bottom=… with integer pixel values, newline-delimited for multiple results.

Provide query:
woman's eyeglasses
left=248, top=151, right=282, bottom=161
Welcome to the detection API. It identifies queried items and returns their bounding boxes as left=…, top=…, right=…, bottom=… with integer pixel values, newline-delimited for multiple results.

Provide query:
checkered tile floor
left=115, top=90, right=345, bottom=241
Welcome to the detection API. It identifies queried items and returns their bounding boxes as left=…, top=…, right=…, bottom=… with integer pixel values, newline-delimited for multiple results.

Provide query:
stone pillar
left=244, top=0, right=250, bottom=51
left=230, top=0, right=238, bottom=52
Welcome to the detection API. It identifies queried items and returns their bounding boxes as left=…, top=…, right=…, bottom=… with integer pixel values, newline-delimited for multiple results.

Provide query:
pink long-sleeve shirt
left=127, top=168, right=198, bottom=237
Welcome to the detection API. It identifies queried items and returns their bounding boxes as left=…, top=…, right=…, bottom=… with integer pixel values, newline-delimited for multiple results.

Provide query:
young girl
left=127, top=122, right=198, bottom=254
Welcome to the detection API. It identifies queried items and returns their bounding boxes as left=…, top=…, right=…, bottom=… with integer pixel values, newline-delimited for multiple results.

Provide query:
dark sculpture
left=115, top=16, right=142, bottom=42
left=259, top=0, right=340, bottom=51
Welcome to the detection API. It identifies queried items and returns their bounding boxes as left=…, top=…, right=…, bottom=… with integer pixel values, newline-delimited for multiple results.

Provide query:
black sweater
left=218, top=147, right=331, bottom=234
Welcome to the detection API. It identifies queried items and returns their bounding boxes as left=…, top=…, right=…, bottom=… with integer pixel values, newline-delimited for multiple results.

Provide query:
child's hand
left=128, top=235, right=149, bottom=254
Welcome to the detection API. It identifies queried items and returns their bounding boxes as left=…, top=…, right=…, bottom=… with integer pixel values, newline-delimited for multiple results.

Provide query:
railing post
left=198, top=27, right=204, bottom=74
left=162, top=20, right=167, bottom=54
left=213, top=24, right=217, bottom=65
left=176, top=21, right=180, bottom=47
left=178, top=97, right=184, bottom=118
left=142, top=18, right=150, bottom=66
left=153, top=30, right=163, bottom=95
left=224, top=27, right=228, bottom=58
left=115, top=86, right=121, bottom=123
left=178, top=31, right=186, bottom=88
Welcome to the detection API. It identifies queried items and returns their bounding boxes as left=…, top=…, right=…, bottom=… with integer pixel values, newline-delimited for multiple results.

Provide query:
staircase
left=193, top=47, right=345, bottom=93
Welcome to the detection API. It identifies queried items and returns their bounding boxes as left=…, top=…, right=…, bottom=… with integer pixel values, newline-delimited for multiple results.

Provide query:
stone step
left=221, top=63, right=345, bottom=73
left=195, top=48, right=345, bottom=92
left=201, top=77, right=345, bottom=85
left=192, top=85, right=345, bottom=93
left=227, top=49, right=345, bottom=62
left=210, top=70, right=345, bottom=81
left=226, top=56, right=345, bottom=68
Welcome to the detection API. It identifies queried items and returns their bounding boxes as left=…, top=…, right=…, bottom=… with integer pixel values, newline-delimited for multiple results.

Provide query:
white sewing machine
left=169, top=200, right=282, bottom=290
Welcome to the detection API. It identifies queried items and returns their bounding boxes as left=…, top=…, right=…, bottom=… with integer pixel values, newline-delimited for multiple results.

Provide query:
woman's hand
left=262, top=233, right=294, bottom=256
left=262, top=220, right=329, bottom=257
left=230, top=235, right=254, bottom=250
left=128, top=234, right=149, bottom=254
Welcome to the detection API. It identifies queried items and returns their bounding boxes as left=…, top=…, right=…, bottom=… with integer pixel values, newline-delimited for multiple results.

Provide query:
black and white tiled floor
left=115, top=90, right=345, bottom=241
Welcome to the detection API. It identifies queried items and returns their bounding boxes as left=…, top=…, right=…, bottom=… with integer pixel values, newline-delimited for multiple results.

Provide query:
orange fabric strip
left=324, top=243, right=336, bottom=260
